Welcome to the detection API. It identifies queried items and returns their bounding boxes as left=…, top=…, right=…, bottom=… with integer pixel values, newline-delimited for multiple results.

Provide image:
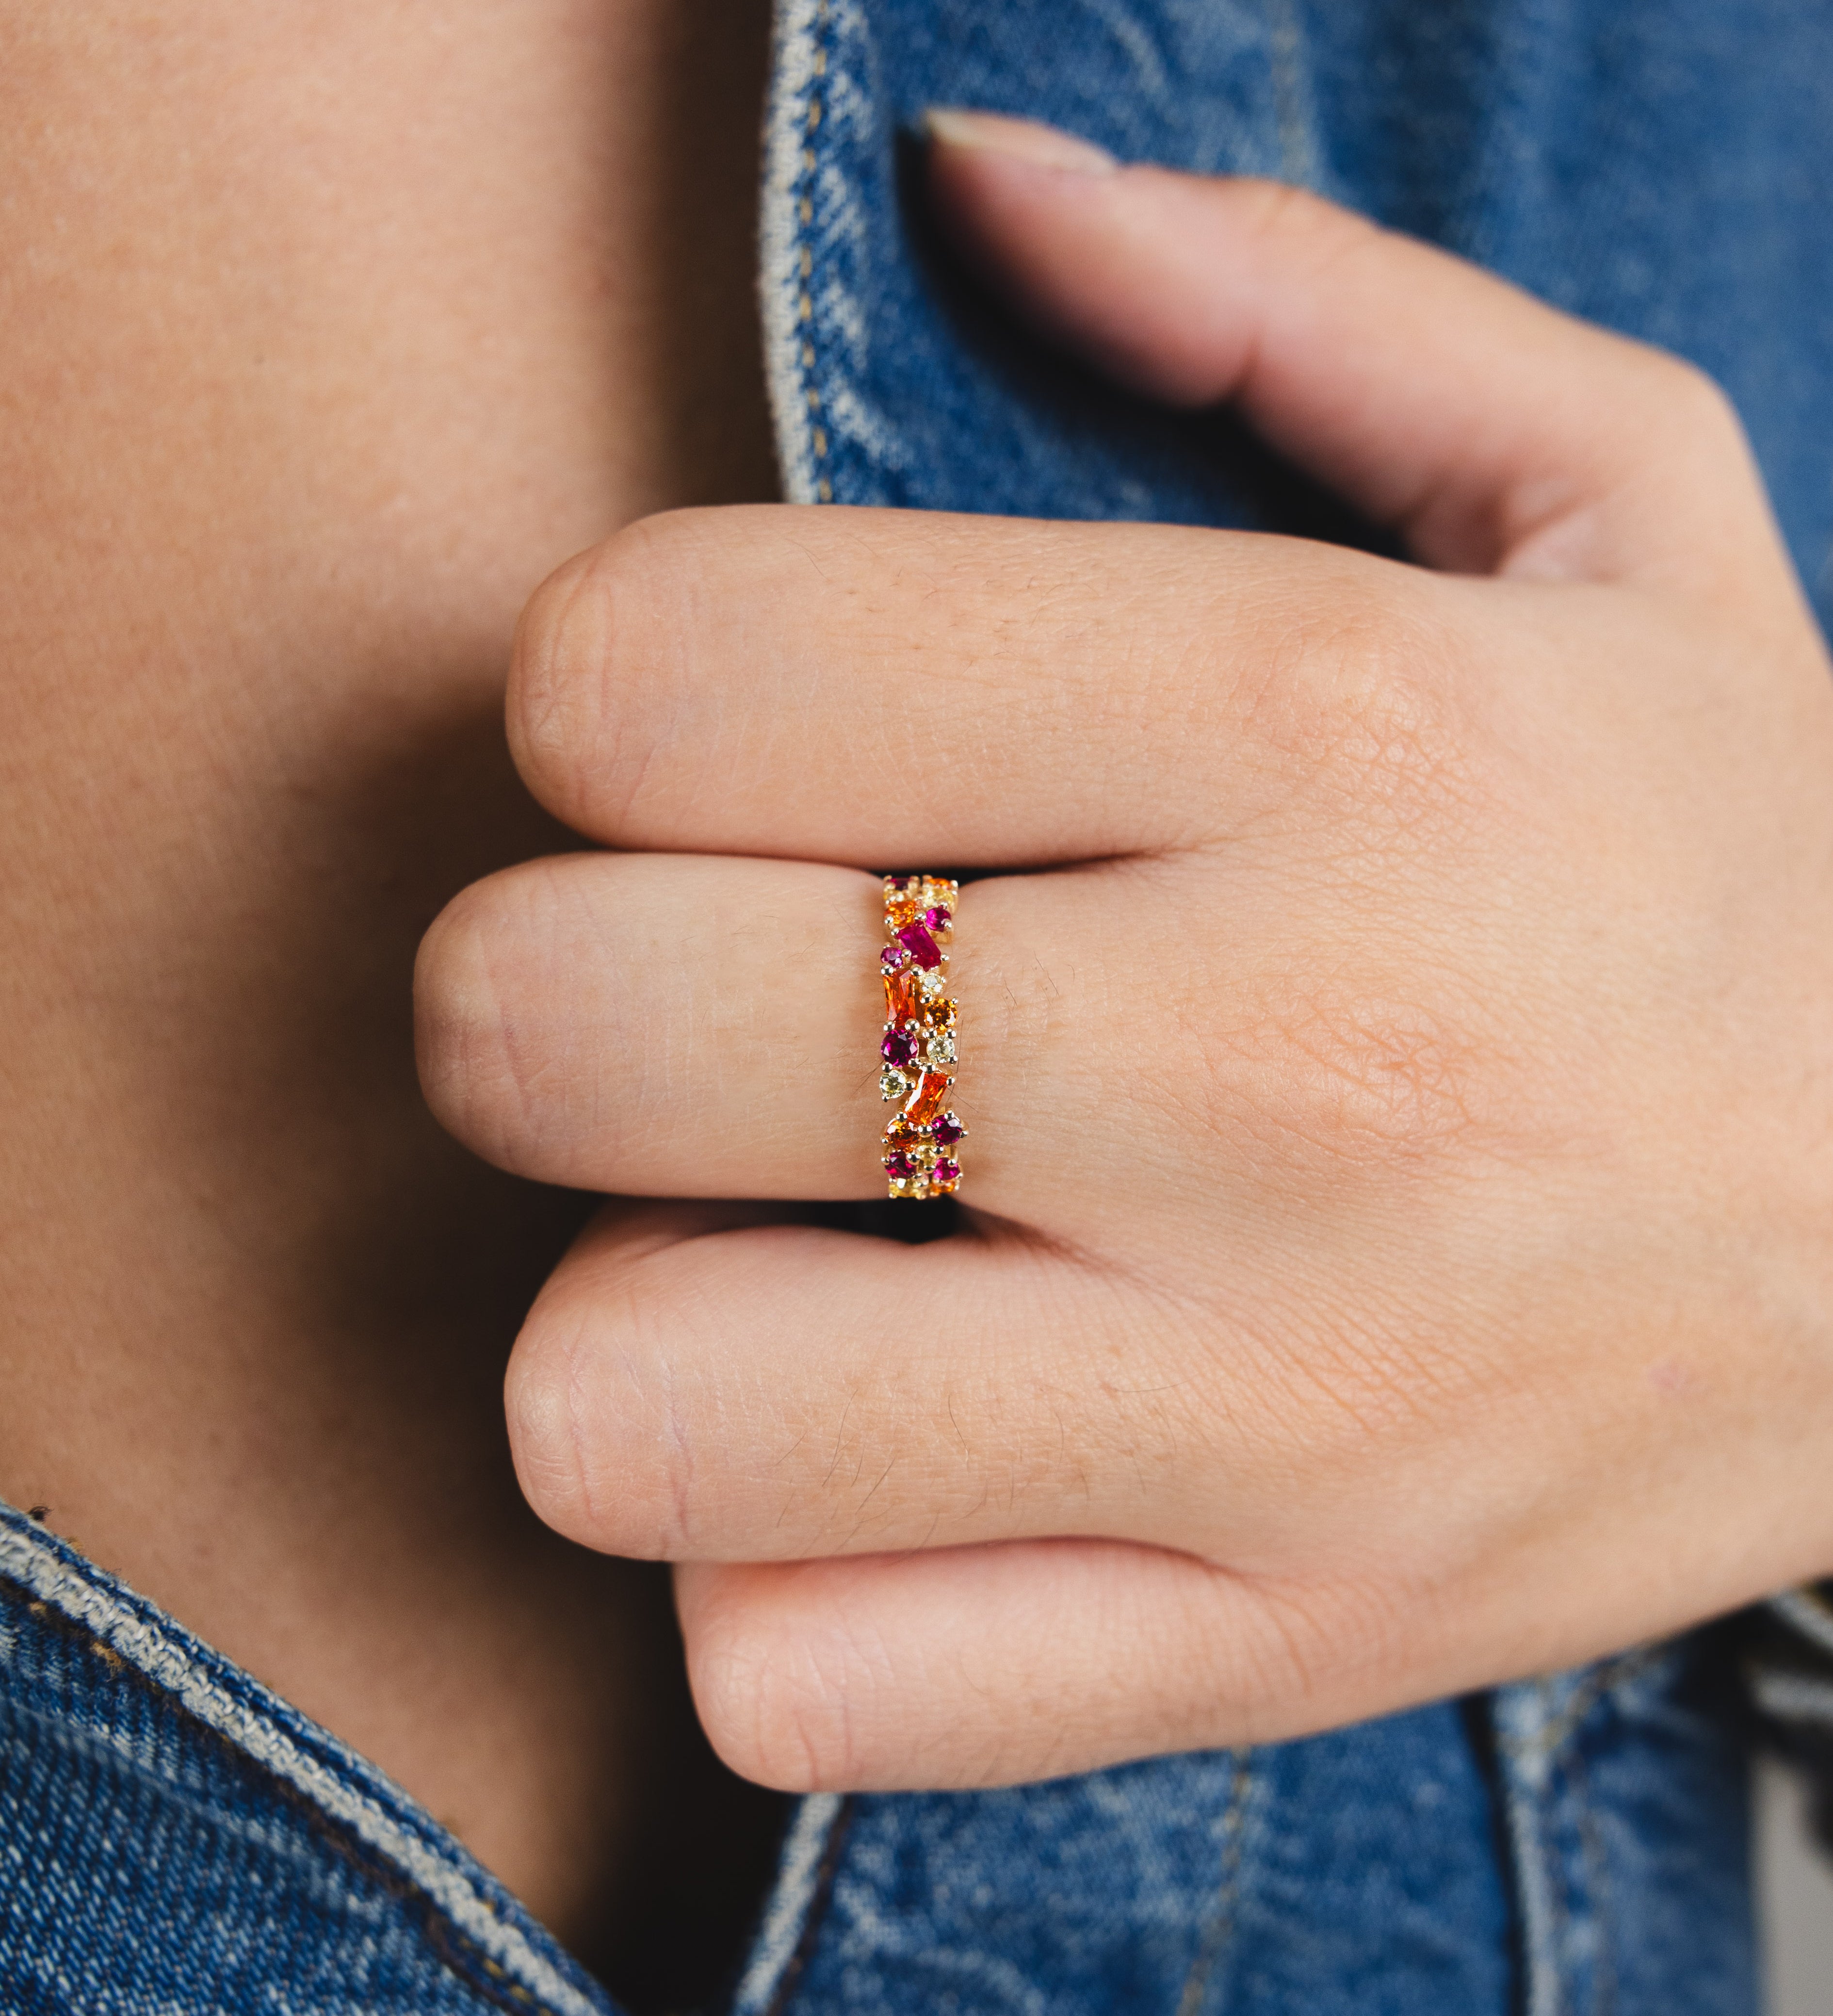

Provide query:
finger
left=503, top=1203, right=1289, bottom=1568
left=925, top=111, right=1790, bottom=598
left=674, top=1544, right=1437, bottom=1792
left=507, top=499, right=1449, bottom=859
left=416, top=850, right=1085, bottom=1214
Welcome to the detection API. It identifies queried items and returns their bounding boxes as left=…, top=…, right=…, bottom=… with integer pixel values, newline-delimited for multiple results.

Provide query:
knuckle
left=508, top=510, right=710, bottom=830
left=1232, top=179, right=1384, bottom=284
left=1643, top=349, right=1740, bottom=439
left=504, top=1265, right=693, bottom=1558
left=507, top=544, right=610, bottom=814
left=413, top=864, right=589, bottom=1172
left=687, top=1585, right=870, bottom=1793
left=1169, top=971, right=1497, bottom=1178
left=413, top=880, right=520, bottom=1154
left=1246, top=568, right=1481, bottom=830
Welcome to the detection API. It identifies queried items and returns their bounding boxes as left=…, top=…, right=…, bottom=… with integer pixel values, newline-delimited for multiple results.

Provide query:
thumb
left=924, top=110, right=1780, bottom=596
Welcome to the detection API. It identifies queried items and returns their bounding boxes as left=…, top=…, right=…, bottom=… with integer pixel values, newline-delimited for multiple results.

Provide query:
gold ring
left=877, top=874, right=964, bottom=1198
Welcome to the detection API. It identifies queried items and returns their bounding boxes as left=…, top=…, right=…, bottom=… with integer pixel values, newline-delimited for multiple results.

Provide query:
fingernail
left=924, top=108, right=1118, bottom=176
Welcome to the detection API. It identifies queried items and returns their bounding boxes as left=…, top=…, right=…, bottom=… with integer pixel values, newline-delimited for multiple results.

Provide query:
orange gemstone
left=904, top=1069, right=951, bottom=1128
left=885, top=895, right=921, bottom=930
left=883, top=969, right=920, bottom=1021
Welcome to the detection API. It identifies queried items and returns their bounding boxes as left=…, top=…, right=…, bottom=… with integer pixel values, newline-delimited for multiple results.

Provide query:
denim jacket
left=7, top=2, right=1833, bottom=2010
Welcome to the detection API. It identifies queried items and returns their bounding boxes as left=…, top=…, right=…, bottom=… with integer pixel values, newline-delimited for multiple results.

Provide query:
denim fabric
left=0, top=1507, right=617, bottom=2016
left=9, top=0, right=1825, bottom=2007
left=761, top=0, right=1833, bottom=634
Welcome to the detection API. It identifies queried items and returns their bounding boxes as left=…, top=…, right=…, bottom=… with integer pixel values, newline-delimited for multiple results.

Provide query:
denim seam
left=761, top=0, right=830, bottom=505
left=730, top=1792, right=851, bottom=2016
left=1768, top=1585, right=1833, bottom=1660
left=1174, top=1747, right=1255, bottom=2016
left=1565, top=1737, right=1616, bottom=2016
left=0, top=1509, right=602, bottom=2016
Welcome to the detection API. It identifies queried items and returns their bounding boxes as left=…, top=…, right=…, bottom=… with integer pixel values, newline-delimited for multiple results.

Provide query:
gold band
left=877, top=875, right=964, bottom=1198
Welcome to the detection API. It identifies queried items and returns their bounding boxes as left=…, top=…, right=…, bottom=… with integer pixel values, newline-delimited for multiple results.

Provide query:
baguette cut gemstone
left=884, top=969, right=920, bottom=1021
left=896, top=922, right=942, bottom=969
left=905, top=1070, right=950, bottom=1128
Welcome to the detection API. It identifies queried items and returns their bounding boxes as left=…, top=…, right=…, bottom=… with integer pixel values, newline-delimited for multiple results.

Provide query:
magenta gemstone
left=895, top=922, right=942, bottom=970
left=880, top=1027, right=916, bottom=1067
left=879, top=945, right=906, bottom=968
left=884, top=1151, right=916, bottom=1181
left=931, top=1113, right=963, bottom=1147
left=934, top=1160, right=961, bottom=1186
left=923, top=906, right=952, bottom=932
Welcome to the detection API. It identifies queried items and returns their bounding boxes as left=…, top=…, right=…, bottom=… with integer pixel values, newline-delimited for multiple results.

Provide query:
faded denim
left=10, top=0, right=1832, bottom=2007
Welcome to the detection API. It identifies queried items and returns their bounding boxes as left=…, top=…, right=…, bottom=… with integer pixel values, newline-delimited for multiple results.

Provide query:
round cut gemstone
left=924, top=1029, right=956, bottom=1066
left=880, top=1067, right=911, bottom=1101
left=923, top=906, right=952, bottom=932
left=884, top=1151, right=916, bottom=1181
left=880, top=944, right=906, bottom=969
left=931, top=1113, right=963, bottom=1147
left=917, top=967, right=947, bottom=999
left=880, top=1026, right=917, bottom=1067
left=933, top=1159, right=961, bottom=1187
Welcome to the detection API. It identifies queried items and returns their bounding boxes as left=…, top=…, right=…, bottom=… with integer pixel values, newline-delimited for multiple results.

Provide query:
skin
left=0, top=0, right=784, bottom=1983
left=417, top=113, right=1833, bottom=1794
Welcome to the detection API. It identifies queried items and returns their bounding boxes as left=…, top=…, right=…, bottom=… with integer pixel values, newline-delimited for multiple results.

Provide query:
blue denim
left=11, top=0, right=1830, bottom=2006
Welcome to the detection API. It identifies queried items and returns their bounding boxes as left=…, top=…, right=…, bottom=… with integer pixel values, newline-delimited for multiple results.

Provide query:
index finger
left=507, top=503, right=1440, bottom=862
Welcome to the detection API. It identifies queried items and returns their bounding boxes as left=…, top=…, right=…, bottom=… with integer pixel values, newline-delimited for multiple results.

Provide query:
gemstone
left=884, top=969, right=920, bottom=1021
left=923, top=906, right=952, bottom=932
left=883, top=1114, right=918, bottom=1143
left=917, top=966, right=947, bottom=1000
left=923, top=1028, right=956, bottom=1067
left=904, top=1069, right=951, bottom=1128
left=880, top=1026, right=916, bottom=1067
left=880, top=944, right=906, bottom=969
left=884, top=1150, right=916, bottom=1181
left=922, top=992, right=955, bottom=1026
left=931, top=1113, right=963, bottom=1147
left=932, top=1160, right=961, bottom=1188
left=886, top=894, right=921, bottom=930
left=880, top=1067, right=911, bottom=1101
left=896, top=923, right=942, bottom=969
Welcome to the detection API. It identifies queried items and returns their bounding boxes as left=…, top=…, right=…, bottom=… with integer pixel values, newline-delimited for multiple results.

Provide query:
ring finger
left=415, top=847, right=1134, bottom=1223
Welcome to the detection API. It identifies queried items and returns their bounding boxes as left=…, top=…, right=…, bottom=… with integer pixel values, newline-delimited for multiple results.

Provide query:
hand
left=415, top=113, right=1833, bottom=1793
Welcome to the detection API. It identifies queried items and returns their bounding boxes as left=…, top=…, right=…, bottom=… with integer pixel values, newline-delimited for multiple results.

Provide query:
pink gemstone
left=933, top=1160, right=961, bottom=1187
left=896, top=922, right=941, bottom=970
left=880, top=1027, right=916, bottom=1067
left=884, top=1151, right=916, bottom=1181
left=923, top=906, right=952, bottom=932
left=880, top=945, right=906, bottom=969
left=931, top=1113, right=963, bottom=1147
